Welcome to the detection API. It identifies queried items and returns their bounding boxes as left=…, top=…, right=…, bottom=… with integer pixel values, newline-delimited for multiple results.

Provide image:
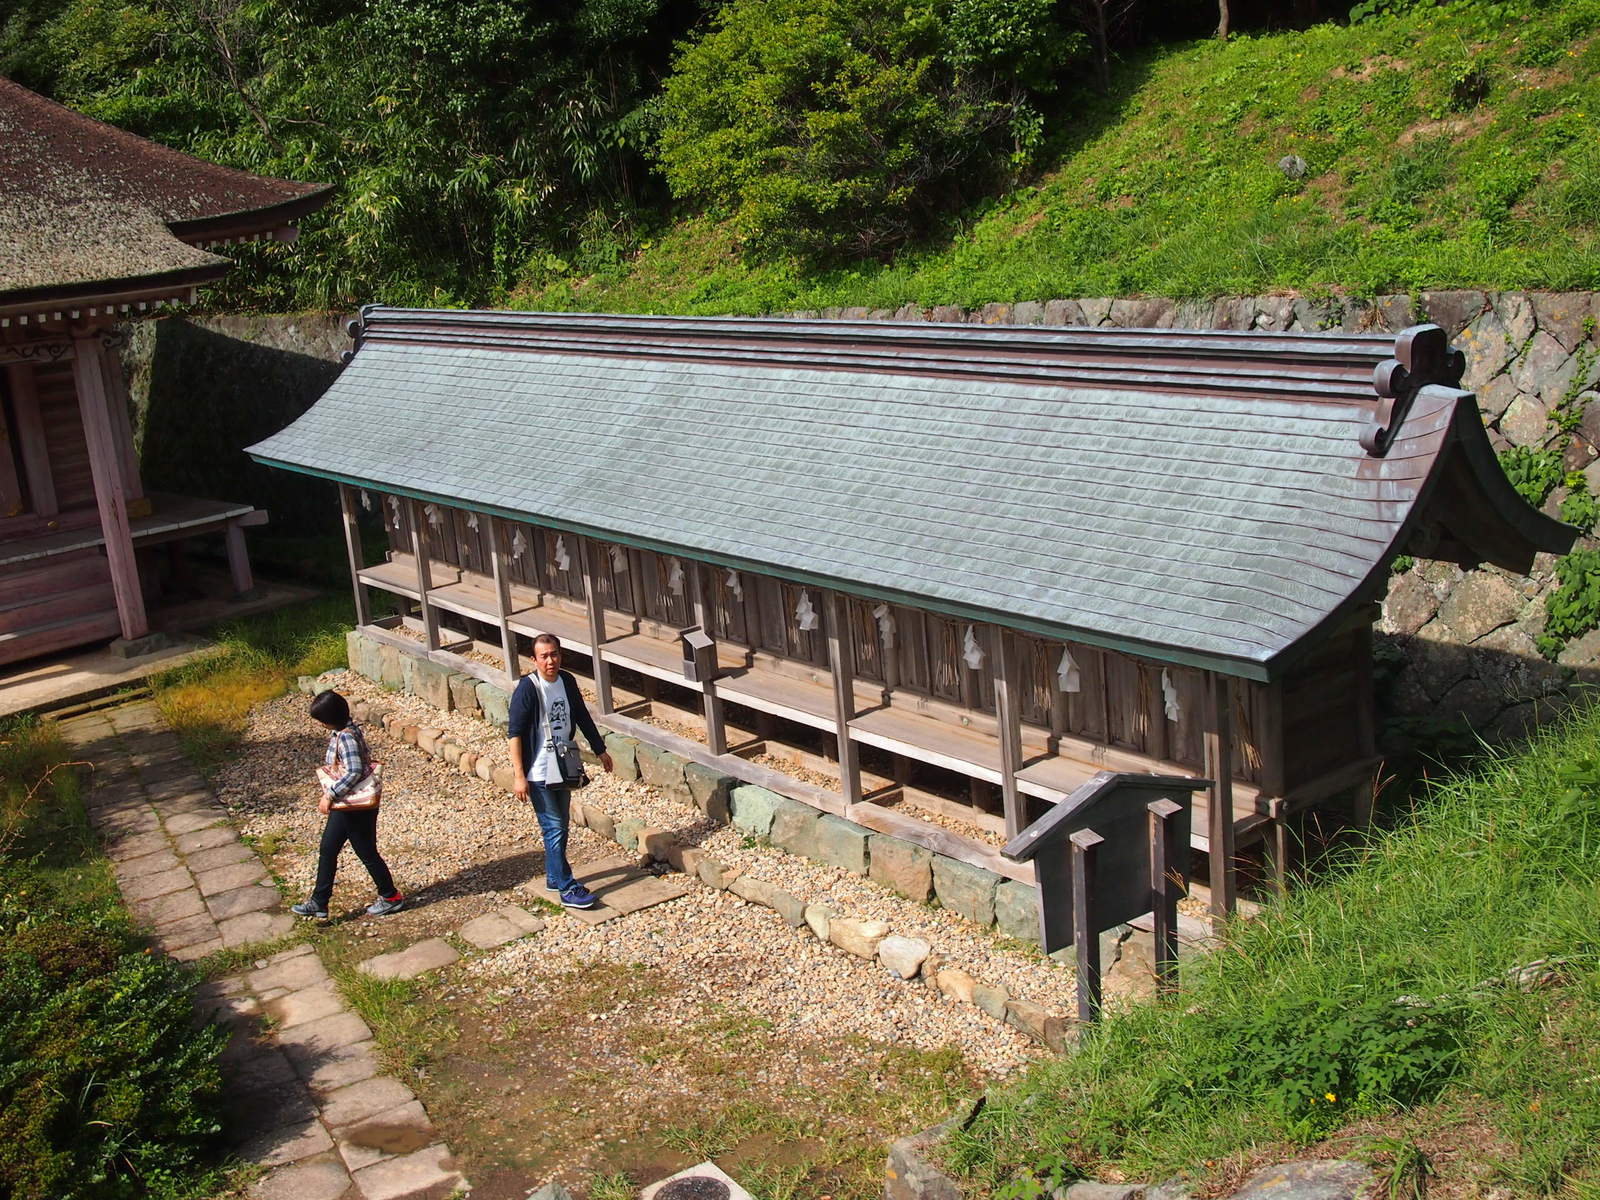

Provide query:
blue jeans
left=528, top=782, right=575, bottom=892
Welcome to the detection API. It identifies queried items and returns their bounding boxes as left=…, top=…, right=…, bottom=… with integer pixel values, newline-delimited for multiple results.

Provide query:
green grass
left=947, top=696, right=1600, bottom=1197
left=513, top=1, right=1600, bottom=315
left=150, top=595, right=353, bottom=775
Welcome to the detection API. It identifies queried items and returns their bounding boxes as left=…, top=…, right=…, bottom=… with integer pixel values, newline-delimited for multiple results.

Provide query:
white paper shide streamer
left=511, top=528, right=527, bottom=559
left=872, top=603, right=895, bottom=648
left=1057, top=648, right=1081, bottom=693
left=1161, top=669, right=1181, bottom=721
left=726, top=569, right=743, bottom=600
left=423, top=503, right=441, bottom=529
left=554, top=535, right=571, bottom=572
left=466, top=512, right=479, bottom=531
left=667, top=557, right=685, bottom=595
left=962, top=625, right=985, bottom=670
left=609, top=545, right=626, bottom=572
left=795, top=590, right=818, bottom=632
left=359, top=489, right=371, bottom=511
left=387, top=495, right=400, bottom=531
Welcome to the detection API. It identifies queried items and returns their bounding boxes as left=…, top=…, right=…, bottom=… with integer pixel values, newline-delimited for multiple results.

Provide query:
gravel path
left=215, top=675, right=1104, bottom=1077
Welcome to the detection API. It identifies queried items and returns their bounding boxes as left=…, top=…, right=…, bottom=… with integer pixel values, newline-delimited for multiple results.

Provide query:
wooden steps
left=0, top=550, right=120, bottom=666
left=0, top=609, right=122, bottom=667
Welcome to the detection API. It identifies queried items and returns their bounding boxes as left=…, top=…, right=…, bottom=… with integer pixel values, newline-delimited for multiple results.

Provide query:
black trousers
left=310, top=807, right=397, bottom=908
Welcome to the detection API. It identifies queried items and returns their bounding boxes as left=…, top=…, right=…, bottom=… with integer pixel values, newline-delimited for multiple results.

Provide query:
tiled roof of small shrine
left=0, top=77, right=331, bottom=315
left=248, top=308, right=1575, bottom=678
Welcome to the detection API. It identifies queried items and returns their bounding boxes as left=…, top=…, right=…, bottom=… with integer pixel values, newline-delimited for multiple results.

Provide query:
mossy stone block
left=603, top=733, right=640, bottom=781
left=994, top=879, right=1041, bottom=945
left=769, top=802, right=822, bottom=859
left=868, top=834, right=934, bottom=901
left=932, top=856, right=999, bottom=927
left=637, top=743, right=689, bottom=800
left=815, top=815, right=870, bottom=875
left=377, top=643, right=405, bottom=691
left=405, top=655, right=454, bottom=712
left=448, top=673, right=481, bottom=716
left=730, top=785, right=785, bottom=836
left=476, top=681, right=511, bottom=727
left=684, top=762, right=733, bottom=822
left=615, top=817, right=646, bottom=851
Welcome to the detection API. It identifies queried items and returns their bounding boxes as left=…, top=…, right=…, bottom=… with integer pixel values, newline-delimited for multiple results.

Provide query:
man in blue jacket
left=507, top=633, right=613, bottom=908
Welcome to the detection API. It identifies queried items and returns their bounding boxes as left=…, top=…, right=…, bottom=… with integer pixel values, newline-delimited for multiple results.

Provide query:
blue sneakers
left=559, top=884, right=599, bottom=910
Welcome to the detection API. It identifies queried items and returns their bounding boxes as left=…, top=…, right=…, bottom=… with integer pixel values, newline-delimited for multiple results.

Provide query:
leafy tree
left=655, top=0, right=1076, bottom=261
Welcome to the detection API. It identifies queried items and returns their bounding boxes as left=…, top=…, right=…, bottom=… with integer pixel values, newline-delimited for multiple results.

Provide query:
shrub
left=0, top=873, right=226, bottom=1199
left=1539, top=547, right=1600, bottom=658
left=655, top=0, right=1073, bottom=261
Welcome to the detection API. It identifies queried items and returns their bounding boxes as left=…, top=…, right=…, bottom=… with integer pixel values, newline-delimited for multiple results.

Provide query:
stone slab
left=219, top=909, right=296, bottom=948
left=322, top=1076, right=418, bottom=1130
left=121, top=865, right=194, bottom=902
left=1229, top=1160, right=1375, bottom=1200
left=250, top=951, right=332, bottom=995
left=459, top=910, right=545, bottom=949
left=176, top=825, right=238, bottom=854
left=133, top=886, right=206, bottom=927
left=103, top=829, right=171, bottom=859
left=287, top=1038, right=384, bottom=1093
left=237, top=1118, right=335, bottom=1169
left=154, top=912, right=221, bottom=952
left=163, top=809, right=229, bottom=836
left=350, top=1141, right=465, bottom=1200
left=357, top=938, right=460, bottom=981
left=266, top=981, right=348, bottom=1029
left=171, top=937, right=224, bottom=962
left=276, top=1011, right=375, bottom=1058
left=114, top=847, right=182, bottom=878
left=184, top=841, right=258, bottom=873
left=207, top=882, right=282, bottom=921
left=196, top=861, right=271, bottom=896
left=249, top=1153, right=355, bottom=1200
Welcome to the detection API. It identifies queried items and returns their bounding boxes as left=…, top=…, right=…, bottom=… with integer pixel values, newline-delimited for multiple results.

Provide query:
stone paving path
left=60, top=701, right=469, bottom=1200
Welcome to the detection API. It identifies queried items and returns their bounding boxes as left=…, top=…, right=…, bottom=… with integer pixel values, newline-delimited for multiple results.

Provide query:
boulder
left=404, top=656, right=454, bottom=711
left=804, top=903, right=835, bottom=941
left=584, top=806, right=615, bottom=842
left=1006, top=998, right=1068, bottom=1052
left=637, top=743, right=689, bottom=799
left=932, top=857, right=999, bottom=927
left=476, top=681, right=511, bottom=727
left=1438, top=573, right=1525, bottom=644
left=615, top=818, right=645, bottom=851
left=868, top=834, right=933, bottom=901
left=730, top=874, right=777, bottom=907
left=830, top=917, right=890, bottom=959
left=448, top=673, right=481, bottom=716
left=698, top=857, right=732, bottom=889
left=1382, top=570, right=1439, bottom=637
left=767, top=886, right=809, bottom=927
left=1228, top=1160, right=1374, bottom=1200
left=972, top=981, right=1011, bottom=1020
left=935, top=969, right=977, bottom=1005
left=878, top=935, right=932, bottom=980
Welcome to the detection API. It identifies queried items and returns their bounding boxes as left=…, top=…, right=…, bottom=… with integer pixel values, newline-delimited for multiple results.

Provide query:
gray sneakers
left=366, top=895, right=405, bottom=916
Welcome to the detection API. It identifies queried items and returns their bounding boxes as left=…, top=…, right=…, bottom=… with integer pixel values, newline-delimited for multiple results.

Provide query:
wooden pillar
left=338, top=485, right=372, bottom=626
left=823, top=589, right=862, bottom=805
left=408, top=499, right=440, bottom=650
left=486, top=518, right=519, bottom=678
left=1148, top=798, right=1183, bottom=992
left=97, top=339, right=146, bottom=513
left=224, top=522, right=254, bottom=594
left=1204, top=672, right=1237, bottom=917
left=578, top=536, right=614, bottom=714
left=72, top=332, right=146, bottom=641
left=1266, top=795, right=1292, bottom=896
left=7, top=364, right=57, bottom=519
left=690, top=561, right=727, bottom=754
left=992, top=625, right=1025, bottom=840
left=1070, top=828, right=1105, bottom=1025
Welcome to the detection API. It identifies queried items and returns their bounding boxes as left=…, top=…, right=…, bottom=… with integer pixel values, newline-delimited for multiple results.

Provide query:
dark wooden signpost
left=1003, top=772, right=1209, bottom=1023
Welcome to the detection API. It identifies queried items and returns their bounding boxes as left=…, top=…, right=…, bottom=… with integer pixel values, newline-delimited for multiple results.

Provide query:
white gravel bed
left=218, top=675, right=1101, bottom=1075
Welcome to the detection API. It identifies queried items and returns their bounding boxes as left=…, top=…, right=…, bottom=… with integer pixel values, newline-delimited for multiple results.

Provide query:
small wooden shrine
left=249, top=308, right=1573, bottom=906
left=0, top=77, right=330, bottom=664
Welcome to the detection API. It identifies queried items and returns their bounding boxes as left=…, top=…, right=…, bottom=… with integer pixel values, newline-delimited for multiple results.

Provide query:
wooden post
left=578, top=536, right=614, bottom=714
left=1070, top=828, right=1105, bottom=1025
left=690, top=561, right=727, bottom=754
left=626, top=547, right=649, bottom=628
left=338, top=485, right=371, bottom=626
left=224, top=522, right=254, bottom=594
left=485, top=517, right=518, bottom=677
left=1266, top=795, right=1292, bottom=896
left=823, top=589, right=862, bottom=805
left=72, top=332, right=147, bottom=641
left=1204, top=672, right=1237, bottom=917
left=7, top=364, right=56, bottom=519
left=96, top=339, right=145, bottom=513
left=992, top=625, right=1026, bottom=840
left=1148, top=798, right=1183, bottom=993
left=408, top=499, right=440, bottom=650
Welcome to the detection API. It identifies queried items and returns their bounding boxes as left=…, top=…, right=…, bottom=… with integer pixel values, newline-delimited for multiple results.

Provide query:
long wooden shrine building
left=0, top=77, right=330, bottom=664
left=248, top=308, right=1573, bottom=907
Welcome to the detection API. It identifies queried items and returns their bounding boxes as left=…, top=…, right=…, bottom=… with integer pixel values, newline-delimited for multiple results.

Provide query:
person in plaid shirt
left=291, top=690, right=404, bottom=920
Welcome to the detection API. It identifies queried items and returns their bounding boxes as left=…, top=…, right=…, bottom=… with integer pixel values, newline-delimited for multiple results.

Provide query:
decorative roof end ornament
left=1362, top=324, right=1464, bottom=457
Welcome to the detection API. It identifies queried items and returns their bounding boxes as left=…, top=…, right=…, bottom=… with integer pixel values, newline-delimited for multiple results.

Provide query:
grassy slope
left=514, top=3, right=1600, bottom=316
left=948, top=702, right=1600, bottom=1197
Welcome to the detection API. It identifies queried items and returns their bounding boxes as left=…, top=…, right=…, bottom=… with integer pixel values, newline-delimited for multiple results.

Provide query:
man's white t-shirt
left=527, top=673, right=574, bottom=785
